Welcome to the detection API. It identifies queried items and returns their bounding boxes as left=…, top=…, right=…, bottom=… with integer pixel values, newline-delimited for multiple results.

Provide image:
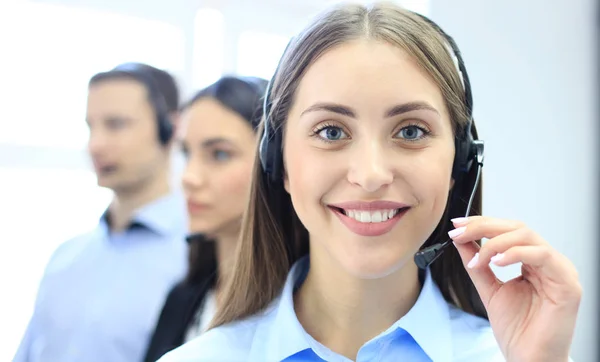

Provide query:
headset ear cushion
left=269, top=128, right=283, bottom=181
left=452, top=139, right=465, bottom=179
left=452, top=123, right=475, bottom=179
left=159, top=115, right=172, bottom=145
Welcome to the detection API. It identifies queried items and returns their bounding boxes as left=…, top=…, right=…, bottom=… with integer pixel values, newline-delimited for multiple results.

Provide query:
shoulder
left=448, top=305, right=504, bottom=361
left=44, top=230, right=98, bottom=273
left=158, top=304, right=278, bottom=362
left=160, top=280, right=210, bottom=317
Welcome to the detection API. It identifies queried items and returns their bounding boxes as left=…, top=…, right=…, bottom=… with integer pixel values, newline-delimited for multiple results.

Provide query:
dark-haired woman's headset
left=258, top=13, right=484, bottom=269
left=111, top=63, right=174, bottom=146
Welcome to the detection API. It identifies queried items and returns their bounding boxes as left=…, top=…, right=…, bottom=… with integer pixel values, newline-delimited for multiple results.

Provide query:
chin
left=95, top=178, right=117, bottom=190
left=189, top=218, right=227, bottom=237
left=96, top=175, right=140, bottom=192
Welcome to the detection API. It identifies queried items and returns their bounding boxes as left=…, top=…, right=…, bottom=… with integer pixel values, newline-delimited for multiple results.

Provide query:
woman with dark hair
left=160, top=3, right=580, bottom=361
left=143, top=75, right=268, bottom=362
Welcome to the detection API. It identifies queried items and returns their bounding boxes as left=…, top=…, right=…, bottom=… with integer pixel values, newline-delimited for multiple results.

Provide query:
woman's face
left=283, top=39, right=456, bottom=278
left=181, top=98, right=256, bottom=237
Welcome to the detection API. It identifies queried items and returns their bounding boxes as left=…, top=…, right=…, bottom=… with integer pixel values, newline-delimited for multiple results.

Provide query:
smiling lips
left=328, top=200, right=410, bottom=237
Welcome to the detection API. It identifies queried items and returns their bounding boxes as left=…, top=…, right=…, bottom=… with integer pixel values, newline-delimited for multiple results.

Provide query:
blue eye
left=317, top=126, right=347, bottom=141
left=180, top=145, right=189, bottom=159
left=398, top=125, right=426, bottom=140
left=213, top=150, right=231, bottom=161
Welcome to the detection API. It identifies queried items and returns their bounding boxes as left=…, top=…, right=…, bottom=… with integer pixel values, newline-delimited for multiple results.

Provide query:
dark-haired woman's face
left=180, top=98, right=256, bottom=237
left=282, top=39, right=456, bottom=279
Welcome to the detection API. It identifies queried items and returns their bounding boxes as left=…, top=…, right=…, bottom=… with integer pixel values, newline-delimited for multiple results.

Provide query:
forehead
left=87, top=79, right=150, bottom=113
left=180, top=98, right=253, bottom=141
left=293, top=39, right=447, bottom=115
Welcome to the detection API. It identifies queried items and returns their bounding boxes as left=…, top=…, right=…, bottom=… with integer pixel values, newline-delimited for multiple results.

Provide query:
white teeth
left=343, top=209, right=401, bottom=223
left=359, top=211, right=370, bottom=222
left=371, top=211, right=382, bottom=223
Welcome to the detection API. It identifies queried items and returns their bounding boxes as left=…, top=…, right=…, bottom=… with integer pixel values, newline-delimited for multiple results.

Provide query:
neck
left=213, top=228, right=240, bottom=305
left=295, top=251, right=421, bottom=360
left=108, top=166, right=170, bottom=232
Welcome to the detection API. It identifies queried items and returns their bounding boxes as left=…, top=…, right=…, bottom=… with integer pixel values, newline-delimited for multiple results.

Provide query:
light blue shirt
left=158, top=256, right=505, bottom=362
left=13, top=191, right=189, bottom=362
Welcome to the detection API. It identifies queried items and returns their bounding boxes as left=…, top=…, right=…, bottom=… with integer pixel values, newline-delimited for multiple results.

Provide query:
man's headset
left=110, top=63, right=174, bottom=145
left=258, top=13, right=485, bottom=270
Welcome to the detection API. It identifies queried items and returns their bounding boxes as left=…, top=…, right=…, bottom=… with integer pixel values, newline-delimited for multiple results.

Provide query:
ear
left=170, top=111, right=181, bottom=139
left=283, top=169, right=290, bottom=194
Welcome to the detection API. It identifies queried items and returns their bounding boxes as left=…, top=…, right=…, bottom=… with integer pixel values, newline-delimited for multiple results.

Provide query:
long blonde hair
left=211, top=1, right=486, bottom=329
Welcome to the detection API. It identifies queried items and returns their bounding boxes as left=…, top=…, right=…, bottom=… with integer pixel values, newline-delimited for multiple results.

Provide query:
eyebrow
left=201, top=138, right=232, bottom=148
left=85, top=115, right=132, bottom=124
left=300, top=101, right=440, bottom=118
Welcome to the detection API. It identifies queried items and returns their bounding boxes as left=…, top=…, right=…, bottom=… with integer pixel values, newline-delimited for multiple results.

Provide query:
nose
left=181, top=158, right=207, bottom=191
left=347, top=139, right=394, bottom=193
left=87, top=130, right=109, bottom=157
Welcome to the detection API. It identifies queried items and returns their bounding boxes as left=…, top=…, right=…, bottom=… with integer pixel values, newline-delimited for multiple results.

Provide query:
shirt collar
left=260, top=257, right=314, bottom=361
left=100, top=190, right=187, bottom=237
left=392, top=266, right=453, bottom=362
left=260, top=256, right=453, bottom=362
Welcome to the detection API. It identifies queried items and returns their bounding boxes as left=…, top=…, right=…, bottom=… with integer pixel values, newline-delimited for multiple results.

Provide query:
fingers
left=467, top=227, right=540, bottom=269
left=450, top=216, right=581, bottom=303
left=450, top=216, right=536, bottom=244
left=490, top=244, right=582, bottom=305
left=489, top=245, right=548, bottom=268
left=452, top=219, right=545, bottom=270
left=453, top=240, right=501, bottom=306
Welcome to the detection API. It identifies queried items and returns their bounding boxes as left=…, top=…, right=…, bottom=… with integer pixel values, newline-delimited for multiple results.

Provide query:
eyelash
left=310, top=121, right=432, bottom=144
left=309, top=122, right=346, bottom=144
left=397, top=122, right=432, bottom=142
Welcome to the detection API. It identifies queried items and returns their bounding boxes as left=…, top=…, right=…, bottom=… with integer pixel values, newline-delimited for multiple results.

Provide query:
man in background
left=13, top=63, right=188, bottom=362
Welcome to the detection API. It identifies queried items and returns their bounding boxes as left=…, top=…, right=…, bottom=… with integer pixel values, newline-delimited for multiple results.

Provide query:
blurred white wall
left=430, top=0, right=598, bottom=361
left=0, top=0, right=595, bottom=360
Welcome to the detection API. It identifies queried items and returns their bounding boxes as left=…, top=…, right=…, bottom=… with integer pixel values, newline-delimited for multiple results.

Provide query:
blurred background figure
left=143, top=75, right=268, bottom=362
left=0, top=1, right=596, bottom=361
left=12, top=63, right=188, bottom=362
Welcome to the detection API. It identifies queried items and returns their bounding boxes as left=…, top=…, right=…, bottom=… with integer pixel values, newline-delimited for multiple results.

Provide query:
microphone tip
left=414, top=241, right=449, bottom=269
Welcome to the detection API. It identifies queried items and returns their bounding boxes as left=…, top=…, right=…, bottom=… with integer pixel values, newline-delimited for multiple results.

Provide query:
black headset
left=111, top=63, right=174, bottom=145
left=258, top=13, right=485, bottom=269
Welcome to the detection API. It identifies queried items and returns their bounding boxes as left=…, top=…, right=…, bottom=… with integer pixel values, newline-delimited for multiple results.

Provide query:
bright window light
left=192, top=8, right=225, bottom=89
left=0, top=3, right=185, bottom=150
left=236, top=31, right=290, bottom=80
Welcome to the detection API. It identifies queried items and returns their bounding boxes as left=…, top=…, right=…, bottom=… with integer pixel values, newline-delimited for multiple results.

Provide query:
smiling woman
left=158, top=2, right=581, bottom=362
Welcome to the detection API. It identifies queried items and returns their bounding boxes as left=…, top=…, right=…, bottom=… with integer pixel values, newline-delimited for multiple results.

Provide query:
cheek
left=215, top=162, right=254, bottom=208
left=417, top=151, right=453, bottom=191
left=408, top=148, right=455, bottom=232
left=118, top=127, right=158, bottom=159
left=124, top=137, right=162, bottom=168
left=284, top=140, right=329, bottom=205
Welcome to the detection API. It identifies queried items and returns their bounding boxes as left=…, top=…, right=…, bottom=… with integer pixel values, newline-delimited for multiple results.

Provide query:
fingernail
left=448, top=226, right=466, bottom=238
left=490, top=253, right=504, bottom=264
left=451, top=217, right=469, bottom=224
left=467, top=253, right=479, bottom=269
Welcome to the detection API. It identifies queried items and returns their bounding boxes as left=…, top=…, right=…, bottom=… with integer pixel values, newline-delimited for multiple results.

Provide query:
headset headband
left=259, top=10, right=481, bottom=184
left=110, top=63, right=174, bottom=145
